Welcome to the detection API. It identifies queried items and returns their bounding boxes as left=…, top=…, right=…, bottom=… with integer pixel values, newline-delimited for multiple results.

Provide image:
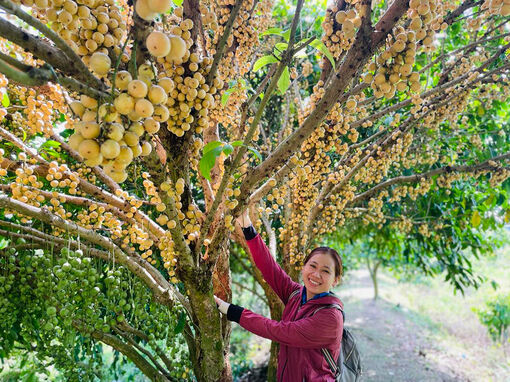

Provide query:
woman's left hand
left=214, top=295, right=230, bottom=315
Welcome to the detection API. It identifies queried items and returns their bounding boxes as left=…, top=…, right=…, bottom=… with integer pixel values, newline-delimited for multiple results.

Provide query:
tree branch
left=0, top=0, right=103, bottom=91
left=351, top=153, right=510, bottom=205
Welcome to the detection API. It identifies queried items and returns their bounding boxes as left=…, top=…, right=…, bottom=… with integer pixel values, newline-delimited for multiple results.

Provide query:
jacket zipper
left=280, top=359, right=287, bottom=381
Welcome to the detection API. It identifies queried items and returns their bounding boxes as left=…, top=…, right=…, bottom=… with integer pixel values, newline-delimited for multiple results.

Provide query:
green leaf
left=471, top=211, right=481, bottom=228
left=0, top=237, right=8, bottom=249
left=253, top=55, right=279, bottom=72
left=202, top=141, right=223, bottom=155
left=172, top=0, right=183, bottom=6
left=199, top=145, right=224, bottom=181
left=2, top=92, right=10, bottom=107
left=260, top=27, right=283, bottom=37
left=231, top=140, right=243, bottom=147
left=310, top=39, right=335, bottom=70
left=222, top=144, right=234, bottom=156
left=282, top=29, right=291, bottom=42
left=275, top=42, right=288, bottom=53
left=246, top=146, right=262, bottom=162
left=277, top=66, right=291, bottom=95
left=40, top=140, right=62, bottom=149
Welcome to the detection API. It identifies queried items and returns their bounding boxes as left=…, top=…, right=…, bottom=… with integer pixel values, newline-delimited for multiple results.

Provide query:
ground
left=236, top=252, right=510, bottom=382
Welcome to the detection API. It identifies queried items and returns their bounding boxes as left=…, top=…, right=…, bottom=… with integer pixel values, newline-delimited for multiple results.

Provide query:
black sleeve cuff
left=227, top=304, right=244, bottom=323
left=242, top=226, right=257, bottom=240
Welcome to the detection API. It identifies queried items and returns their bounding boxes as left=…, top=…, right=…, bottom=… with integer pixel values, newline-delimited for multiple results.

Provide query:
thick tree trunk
left=266, top=295, right=283, bottom=382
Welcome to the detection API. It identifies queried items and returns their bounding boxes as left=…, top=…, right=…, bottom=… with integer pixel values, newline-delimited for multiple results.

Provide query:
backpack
left=288, top=289, right=362, bottom=381
left=313, top=304, right=362, bottom=382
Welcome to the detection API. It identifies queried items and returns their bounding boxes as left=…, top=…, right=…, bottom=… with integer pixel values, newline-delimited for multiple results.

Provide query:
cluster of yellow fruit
left=482, top=0, right=510, bottom=16
left=363, top=30, right=421, bottom=98
left=157, top=178, right=204, bottom=243
left=25, top=0, right=128, bottom=62
left=322, top=5, right=361, bottom=61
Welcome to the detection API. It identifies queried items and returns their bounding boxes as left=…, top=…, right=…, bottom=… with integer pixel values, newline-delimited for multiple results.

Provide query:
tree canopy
left=0, top=0, right=509, bottom=380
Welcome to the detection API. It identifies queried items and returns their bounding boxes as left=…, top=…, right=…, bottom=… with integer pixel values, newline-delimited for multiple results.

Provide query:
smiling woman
left=214, top=212, right=344, bottom=382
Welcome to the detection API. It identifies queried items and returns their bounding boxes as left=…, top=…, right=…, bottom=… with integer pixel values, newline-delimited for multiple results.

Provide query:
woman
left=215, top=212, right=344, bottom=381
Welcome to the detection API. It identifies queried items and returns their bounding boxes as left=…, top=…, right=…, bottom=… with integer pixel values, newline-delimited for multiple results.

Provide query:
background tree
left=0, top=0, right=509, bottom=381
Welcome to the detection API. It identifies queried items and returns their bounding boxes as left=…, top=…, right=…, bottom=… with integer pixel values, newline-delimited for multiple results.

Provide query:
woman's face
left=301, top=252, right=339, bottom=299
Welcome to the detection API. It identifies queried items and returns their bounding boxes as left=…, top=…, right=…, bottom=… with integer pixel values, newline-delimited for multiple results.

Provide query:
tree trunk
left=367, top=258, right=381, bottom=300
left=266, top=291, right=283, bottom=382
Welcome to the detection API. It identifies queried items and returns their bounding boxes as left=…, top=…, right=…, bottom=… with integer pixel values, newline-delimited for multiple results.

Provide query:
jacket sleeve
left=238, top=308, right=343, bottom=349
left=244, top=229, right=300, bottom=304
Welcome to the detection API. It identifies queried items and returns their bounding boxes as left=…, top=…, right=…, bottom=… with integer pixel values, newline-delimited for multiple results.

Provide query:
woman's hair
left=303, top=247, right=343, bottom=280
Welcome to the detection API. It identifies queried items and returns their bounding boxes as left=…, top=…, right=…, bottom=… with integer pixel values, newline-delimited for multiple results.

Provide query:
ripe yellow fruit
left=147, top=0, right=172, bottom=13
left=110, top=170, right=128, bottom=183
left=143, top=117, right=160, bottom=134
left=129, top=122, right=145, bottom=136
left=127, top=80, right=148, bottom=98
left=135, top=0, right=157, bottom=21
left=69, top=101, right=85, bottom=117
left=117, top=146, right=134, bottom=164
left=153, top=105, right=169, bottom=122
left=107, top=123, right=125, bottom=141
left=158, top=77, right=175, bottom=92
left=115, top=71, right=132, bottom=91
left=78, top=139, right=100, bottom=160
left=123, top=131, right=140, bottom=146
left=131, top=143, right=142, bottom=157
left=148, top=85, right=167, bottom=104
left=141, top=141, right=152, bottom=156
left=114, top=93, right=135, bottom=115
left=84, top=153, right=103, bottom=167
left=80, top=94, right=98, bottom=110
left=80, top=122, right=101, bottom=139
left=68, top=132, right=84, bottom=150
left=146, top=31, right=171, bottom=58
left=135, top=98, right=154, bottom=118
left=167, top=35, right=187, bottom=61
left=101, top=139, right=121, bottom=159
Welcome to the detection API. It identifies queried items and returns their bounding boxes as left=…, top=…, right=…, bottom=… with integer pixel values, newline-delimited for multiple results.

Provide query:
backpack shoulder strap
left=312, top=303, right=345, bottom=322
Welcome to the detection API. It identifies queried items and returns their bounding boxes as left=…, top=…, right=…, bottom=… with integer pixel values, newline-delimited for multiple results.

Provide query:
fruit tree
left=0, top=0, right=509, bottom=380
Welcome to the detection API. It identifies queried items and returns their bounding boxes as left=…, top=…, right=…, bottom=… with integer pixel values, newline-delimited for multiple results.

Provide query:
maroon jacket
left=238, top=233, right=343, bottom=382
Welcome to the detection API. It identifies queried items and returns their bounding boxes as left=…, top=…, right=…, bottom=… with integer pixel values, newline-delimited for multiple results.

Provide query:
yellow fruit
left=158, top=77, right=175, bottom=92
left=141, top=141, right=152, bottom=156
left=101, top=139, right=121, bottom=159
left=129, top=122, right=145, bottom=136
left=135, top=98, right=154, bottom=118
left=143, top=117, right=160, bottom=134
left=107, top=122, right=125, bottom=141
left=110, top=170, right=128, bottom=183
left=167, top=35, right=187, bottom=61
left=148, top=85, right=167, bottom=104
left=135, top=0, right=157, bottom=21
left=84, top=153, right=103, bottom=167
left=147, top=0, right=171, bottom=13
left=68, top=132, right=84, bottom=150
left=153, top=105, right=169, bottom=122
left=78, top=139, right=100, bottom=160
left=146, top=31, right=171, bottom=58
left=98, top=103, right=118, bottom=122
left=114, top=93, right=135, bottom=115
left=80, top=122, right=101, bottom=139
left=80, top=94, right=98, bottom=109
left=69, top=101, right=85, bottom=117
left=117, top=146, right=134, bottom=164
left=123, top=131, right=140, bottom=146
left=115, top=70, right=132, bottom=90
left=131, top=143, right=142, bottom=157
left=127, top=80, right=148, bottom=98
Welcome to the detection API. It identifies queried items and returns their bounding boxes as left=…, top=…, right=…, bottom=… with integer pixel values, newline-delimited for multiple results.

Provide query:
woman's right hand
left=236, top=209, right=252, bottom=228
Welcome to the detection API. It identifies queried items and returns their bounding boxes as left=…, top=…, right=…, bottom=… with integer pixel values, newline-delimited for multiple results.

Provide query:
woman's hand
left=236, top=210, right=252, bottom=228
left=214, top=295, right=230, bottom=315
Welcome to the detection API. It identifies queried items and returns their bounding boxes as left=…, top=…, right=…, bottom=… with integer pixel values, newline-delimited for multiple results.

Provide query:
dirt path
left=341, top=270, right=466, bottom=381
